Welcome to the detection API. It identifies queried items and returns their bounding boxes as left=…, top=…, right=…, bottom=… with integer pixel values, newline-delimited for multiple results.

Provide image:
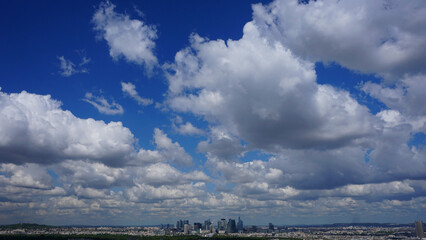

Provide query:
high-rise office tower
left=204, top=219, right=212, bottom=230
left=415, top=221, right=424, bottom=239
left=177, top=219, right=186, bottom=230
left=194, top=222, right=202, bottom=233
left=218, top=218, right=227, bottom=232
left=237, top=216, right=244, bottom=232
left=184, top=224, right=190, bottom=234
left=269, top=222, right=274, bottom=231
left=226, top=219, right=237, bottom=233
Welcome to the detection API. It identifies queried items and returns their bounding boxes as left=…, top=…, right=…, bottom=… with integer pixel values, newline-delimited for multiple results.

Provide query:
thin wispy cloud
left=58, top=55, right=91, bottom=77
left=83, top=92, right=124, bottom=115
left=121, top=82, right=153, bottom=106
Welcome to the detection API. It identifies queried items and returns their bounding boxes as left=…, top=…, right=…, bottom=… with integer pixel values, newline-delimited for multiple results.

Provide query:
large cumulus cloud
left=163, top=0, right=426, bottom=213
left=165, top=22, right=376, bottom=151
left=252, top=0, right=426, bottom=80
left=0, top=90, right=134, bottom=166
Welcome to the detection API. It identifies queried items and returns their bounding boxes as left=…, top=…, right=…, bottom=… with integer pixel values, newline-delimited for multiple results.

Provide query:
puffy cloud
left=93, top=1, right=158, bottom=73
left=121, top=82, right=153, bottom=106
left=363, top=75, right=426, bottom=131
left=207, top=156, right=273, bottom=185
left=83, top=92, right=124, bottom=115
left=268, top=147, right=374, bottom=190
left=366, top=124, right=426, bottom=182
left=125, top=183, right=206, bottom=203
left=165, top=22, right=376, bottom=151
left=337, top=181, right=415, bottom=198
left=153, top=128, right=192, bottom=166
left=252, top=0, right=426, bottom=80
left=52, top=196, right=87, bottom=209
left=55, top=160, right=131, bottom=189
left=0, top=163, right=53, bottom=189
left=132, top=163, right=210, bottom=187
left=173, top=121, right=204, bottom=136
left=198, top=127, right=244, bottom=159
left=134, top=149, right=164, bottom=165
left=0, top=163, right=66, bottom=203
left=0, top=90, right=134, bottom=166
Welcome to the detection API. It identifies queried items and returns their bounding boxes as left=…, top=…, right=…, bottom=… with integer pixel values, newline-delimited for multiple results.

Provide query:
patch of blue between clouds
left=407, top=132, right=426, bottom=148
left=315, top=62, right=388, bottom=114
left=110, top=186, right=126, bottom=193
left=47, top=168, right=61, bottom=187
left=241, top=149, right=272, bottom=163
left=205, top=182, right=216, bottom=193
left=364, top=148, right=374, bottom=163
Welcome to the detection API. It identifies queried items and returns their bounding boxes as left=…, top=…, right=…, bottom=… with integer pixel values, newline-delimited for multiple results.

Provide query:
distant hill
left=0, top=223, right=53, bottom=230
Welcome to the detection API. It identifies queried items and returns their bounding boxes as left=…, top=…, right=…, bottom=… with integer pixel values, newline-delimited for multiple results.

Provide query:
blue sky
left=1, top=0, right=426, bottom=226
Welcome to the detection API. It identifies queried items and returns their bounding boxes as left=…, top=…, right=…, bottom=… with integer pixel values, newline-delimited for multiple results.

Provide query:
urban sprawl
left=0, top=220, right=424, bottom=239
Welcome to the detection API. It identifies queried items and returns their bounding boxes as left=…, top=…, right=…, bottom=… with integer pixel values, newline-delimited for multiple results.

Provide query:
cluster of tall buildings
left=176, top=217, right=244, bottom=234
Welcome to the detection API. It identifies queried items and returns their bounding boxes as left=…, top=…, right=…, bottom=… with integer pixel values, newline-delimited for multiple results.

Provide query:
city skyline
left=1, top=0, right=426, bottom=226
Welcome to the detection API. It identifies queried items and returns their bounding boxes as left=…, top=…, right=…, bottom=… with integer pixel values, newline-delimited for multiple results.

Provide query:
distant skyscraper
left=204, top=219, right=212, bottom=230
left=237, top=216, right=244, bottom=232
left=226, top=218, right=237, bottom=233
left=415, top=221, right=424, bottom=238
left=184, top=224, right=190, bottom=234
left=194, top=222, right=202, bottom=233
left=269, top=223, right=274, bottom=231
left=177, top=219, right=187, bottom=231
left=218, top=218, right=227, bottom=232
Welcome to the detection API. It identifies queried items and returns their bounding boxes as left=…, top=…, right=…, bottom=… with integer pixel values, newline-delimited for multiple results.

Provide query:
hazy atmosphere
left=1, top=0, right=426, bottom=226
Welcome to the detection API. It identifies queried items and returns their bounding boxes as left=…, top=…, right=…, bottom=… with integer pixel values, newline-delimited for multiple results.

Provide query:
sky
left=0, top=0, right=426, bottom=226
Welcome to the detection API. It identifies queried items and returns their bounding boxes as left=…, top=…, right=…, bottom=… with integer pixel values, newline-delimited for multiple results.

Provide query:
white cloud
left=363, top=75, right=426, bottom=120
left=198, top=127, right=245, bottom=159
left=338, top=181, right=415, bottom=197
left=93, top=1, right=158, bottom=73
left=252, top=0, right=426, bottom=80
left=83, top=92, right=124, bottom=115
left=165, top=22, right=376, bottom=151
left=58, top=56, right=90, bottom=77
left=121, top=82, right=153, bottom=106
left=134, top=149, right=164, bottom=165
left=125, top=183, right=206, bottom=203
left=0, top=89, right=134, bottom=166
left=132, top=163, right=210, bottom=187
left=153, top=128, right=192, bottom=166
left=0, top=163, right=53, bottom=190
left=56, top=160, right=131, bottom=189
left=53, top=196, right=87, bottom=209
left=173, top=121, right=204, bottom=136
